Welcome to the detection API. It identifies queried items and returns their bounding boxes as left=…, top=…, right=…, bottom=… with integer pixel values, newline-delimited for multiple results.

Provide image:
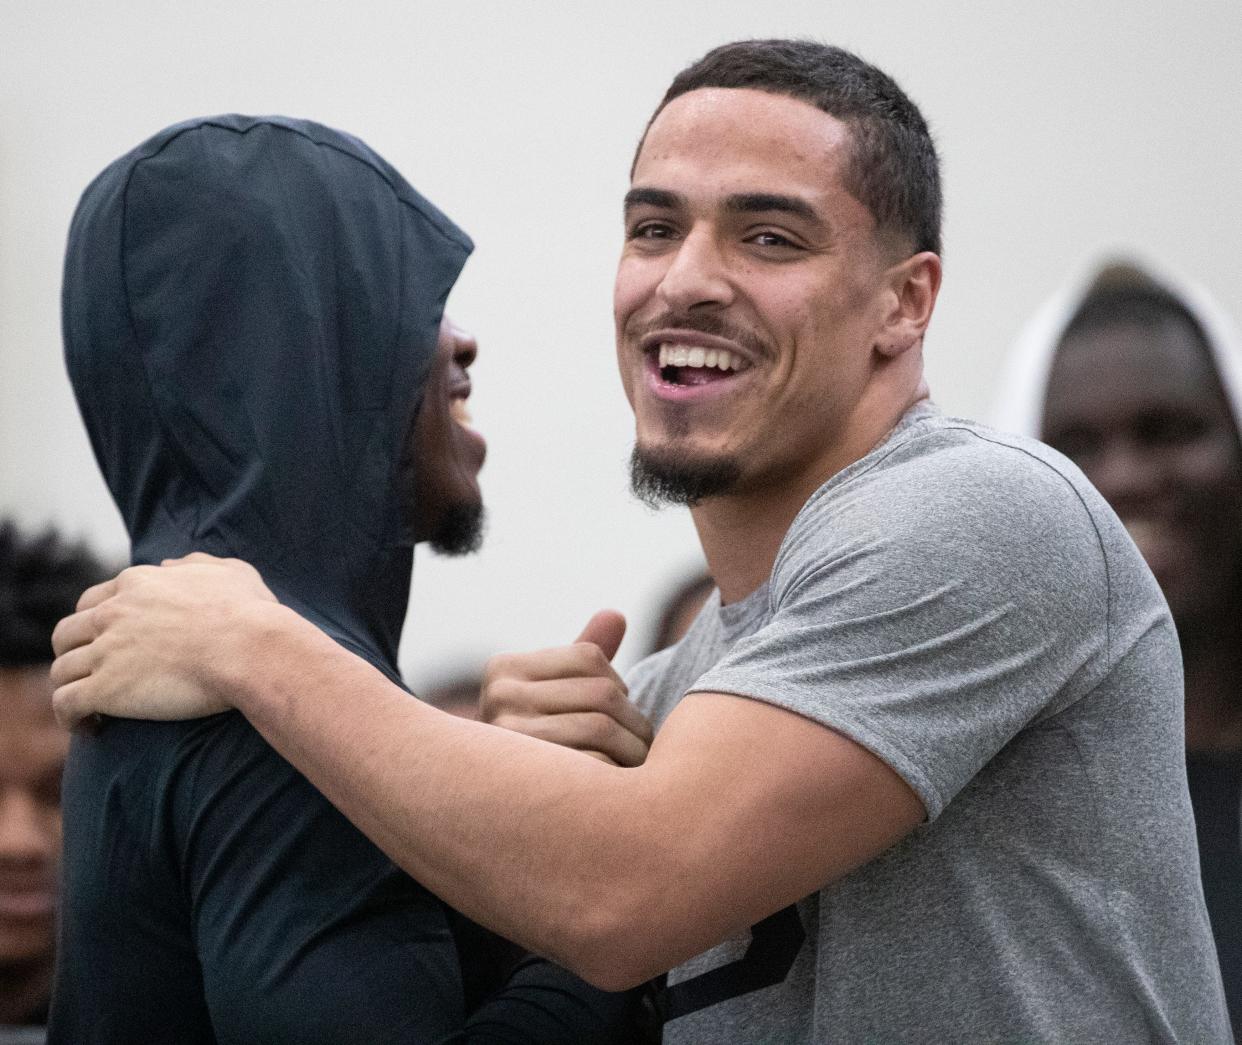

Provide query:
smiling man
left=51, top=43, right=1231, bottom=1042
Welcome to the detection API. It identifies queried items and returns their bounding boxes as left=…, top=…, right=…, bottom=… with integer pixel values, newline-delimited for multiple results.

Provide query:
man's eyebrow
left=623, top=187, right=684, bottom=212
left=725, top=192, right=823, bottom=226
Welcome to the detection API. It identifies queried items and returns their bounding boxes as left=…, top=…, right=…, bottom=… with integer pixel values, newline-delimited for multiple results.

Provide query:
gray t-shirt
left=628, top=404, right=1231, bottom=1044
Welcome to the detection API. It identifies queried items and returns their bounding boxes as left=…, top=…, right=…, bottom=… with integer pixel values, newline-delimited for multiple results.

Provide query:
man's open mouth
left=654, top=343, right=750, bottom=387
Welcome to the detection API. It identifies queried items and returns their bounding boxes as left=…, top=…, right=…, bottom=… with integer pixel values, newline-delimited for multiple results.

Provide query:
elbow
left=554, top=894, right=676, bottom=992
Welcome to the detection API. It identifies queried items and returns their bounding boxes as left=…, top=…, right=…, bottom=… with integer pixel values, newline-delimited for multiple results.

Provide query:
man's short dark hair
left=639, top=39, right=942, bottom=257
left=0, top=520, right=108, bottom=667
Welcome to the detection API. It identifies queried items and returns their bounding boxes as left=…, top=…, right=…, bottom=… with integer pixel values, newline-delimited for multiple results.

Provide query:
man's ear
left=876, top=251, right=941, bottom=358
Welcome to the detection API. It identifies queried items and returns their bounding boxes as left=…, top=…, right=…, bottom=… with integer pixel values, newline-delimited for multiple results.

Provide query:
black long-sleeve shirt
left=50, top=715, right=646, bottom=1044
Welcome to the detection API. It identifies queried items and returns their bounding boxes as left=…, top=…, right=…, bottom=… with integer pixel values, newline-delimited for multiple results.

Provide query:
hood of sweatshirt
left=62, top=115, right=473, bottom=680
left=991, top=256, right=1242, bottom=440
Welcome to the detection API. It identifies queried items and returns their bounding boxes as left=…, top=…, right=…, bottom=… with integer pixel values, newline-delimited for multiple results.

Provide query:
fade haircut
left=0, top=520, right=108, bottom=667
left=638, top=39, right=942, bottom=257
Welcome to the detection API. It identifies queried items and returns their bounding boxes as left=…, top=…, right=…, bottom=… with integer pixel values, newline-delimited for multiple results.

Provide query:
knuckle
left=94, top=601, right=120, bottom=628
left=482, top=653, right=515, bottom=683
left=579, top=645, right=610, bottom=675
left=583, top=712, right=614, bottom=748
left=120, top=564, right=153, bottom=586
left=481, top=677, right=523, bottom=712
left=486, top=711, right=520, bottom=731
left=584, top=679, right=622, bottom=714
left=597, top=683, right=627, bottom=714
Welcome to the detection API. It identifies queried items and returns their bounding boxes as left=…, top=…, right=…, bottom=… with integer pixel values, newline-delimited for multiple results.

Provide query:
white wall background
left=3, top=0, right=1240, bottom=686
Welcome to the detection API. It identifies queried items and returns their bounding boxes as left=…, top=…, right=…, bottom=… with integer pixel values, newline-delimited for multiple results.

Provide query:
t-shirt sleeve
left=687, top=437, right=1113, bottom=819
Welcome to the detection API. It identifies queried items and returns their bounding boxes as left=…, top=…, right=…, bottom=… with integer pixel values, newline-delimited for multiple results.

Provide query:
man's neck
left=0, top=958, right=51, bottom=1025
left=693, top=393, right=926, bottom=604
left=691, top=494, right=798, bottom=605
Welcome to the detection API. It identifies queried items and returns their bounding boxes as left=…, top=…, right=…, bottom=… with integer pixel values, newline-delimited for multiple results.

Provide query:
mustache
left=629, top=311, right=769, bottom=359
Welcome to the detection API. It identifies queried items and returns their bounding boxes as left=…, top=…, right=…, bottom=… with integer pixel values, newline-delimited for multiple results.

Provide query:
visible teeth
left=450, top=398, right=472, bottom=425
left=657, top=343, right=746, bottom=372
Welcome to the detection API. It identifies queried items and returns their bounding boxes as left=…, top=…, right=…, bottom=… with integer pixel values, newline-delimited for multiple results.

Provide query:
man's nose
left=451, top=325, right=478, bottom=369
left=656, top=227, right=734, bottom=313
left=1087, top=438, right=1165, bottom=510
left=0, top=790, right=54, bottom=862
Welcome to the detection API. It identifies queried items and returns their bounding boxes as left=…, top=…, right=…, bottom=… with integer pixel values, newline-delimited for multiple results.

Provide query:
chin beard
left=629, top=444, right=742, bottom=508
left=428, top=502, right=486, bottom=556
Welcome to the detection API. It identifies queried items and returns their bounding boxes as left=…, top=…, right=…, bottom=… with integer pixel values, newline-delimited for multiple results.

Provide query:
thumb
left=575, top=609, right=627, bottom=662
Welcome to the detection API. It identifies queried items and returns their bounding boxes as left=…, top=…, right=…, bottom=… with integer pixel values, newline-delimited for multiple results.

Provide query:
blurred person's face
left=403, top=315, right=488, bottom=555
left=614, top=88, right=896, bottom=506
left=1042, top=316, right=1242, bottom=625
left=0, top=666, right=66, bottom=971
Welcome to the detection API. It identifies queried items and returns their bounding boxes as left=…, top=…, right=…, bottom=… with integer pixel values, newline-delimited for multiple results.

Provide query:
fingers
left=498, top=711, right=650, bottom=768
left=75, top=577, right=118, bottom=612
left=574, top=609, right=627, bottom=662
left=51, top=677, right=96, bottom=731
left=49, top=643, right=96, bottom=688
left=485, top=673, right=653, bottom=751
left=485, top=673, right=649, bottom=739
left=52, top=606, right=101, bottom=658
left=484, top=642, right=627, bottom=689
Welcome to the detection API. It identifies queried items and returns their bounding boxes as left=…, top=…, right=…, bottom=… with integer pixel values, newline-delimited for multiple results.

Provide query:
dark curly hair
left=0, top=519, right=109, bottom=667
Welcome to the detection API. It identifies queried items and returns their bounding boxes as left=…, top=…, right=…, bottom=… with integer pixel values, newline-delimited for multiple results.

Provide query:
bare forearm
left=224, top=606, right=680, bottom=987
left=53, top=565, right=923, bottom=987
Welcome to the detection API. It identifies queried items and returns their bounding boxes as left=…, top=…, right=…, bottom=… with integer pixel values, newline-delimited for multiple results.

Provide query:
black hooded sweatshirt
left=50, top=116, right=645, bottom=1044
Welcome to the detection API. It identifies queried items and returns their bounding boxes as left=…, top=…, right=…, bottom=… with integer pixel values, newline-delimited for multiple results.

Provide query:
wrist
left=218, top=600, right=314, bottom=717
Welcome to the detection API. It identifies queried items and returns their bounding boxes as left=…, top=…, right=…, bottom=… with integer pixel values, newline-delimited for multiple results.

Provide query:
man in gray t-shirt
left=49, top=39, right=1232, bottom=1045
left=627, top=402, right=1228, bottom=1041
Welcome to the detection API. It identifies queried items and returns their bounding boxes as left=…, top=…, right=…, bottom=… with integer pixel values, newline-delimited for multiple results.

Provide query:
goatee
left=629, top=445, right=741, bottom=508
left=429, top=502, right=486, bottom=556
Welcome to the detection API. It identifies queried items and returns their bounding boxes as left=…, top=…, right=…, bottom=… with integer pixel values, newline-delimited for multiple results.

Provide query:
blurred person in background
left=994, top=257, right=1242, bottom=1034
left=647, top=570, right=715, bottom=654
left=0, top=522, right=104, bottom=1041
left=993, top=258, right=1242, bottom=1033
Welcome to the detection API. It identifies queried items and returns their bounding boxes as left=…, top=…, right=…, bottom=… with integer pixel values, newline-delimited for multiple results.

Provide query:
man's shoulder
left=794, top=411, right=1115, bottom=553
left=863, top=411, right=1099, bottom=505
left=772, top=410, right=1143, bottom=627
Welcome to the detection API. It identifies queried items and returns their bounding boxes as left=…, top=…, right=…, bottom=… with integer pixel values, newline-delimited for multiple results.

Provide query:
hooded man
left=993, top=256, right=1242, bottom=1035
left=49, top=115, right=641, bottom=1044
left=50, top=45, right=1233, bottom=1042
